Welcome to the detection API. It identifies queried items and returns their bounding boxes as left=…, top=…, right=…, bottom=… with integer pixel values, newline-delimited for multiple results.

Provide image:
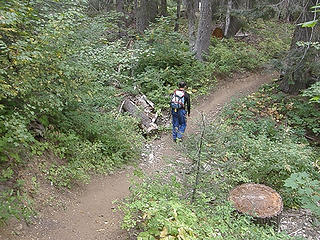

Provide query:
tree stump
left=229, top=183, right=283, bottom=225
left=212, top=27, right=223, bottom=39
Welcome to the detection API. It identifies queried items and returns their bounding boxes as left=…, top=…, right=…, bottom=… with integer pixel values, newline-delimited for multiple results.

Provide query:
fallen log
left=122, top=98, right=158, bottom=133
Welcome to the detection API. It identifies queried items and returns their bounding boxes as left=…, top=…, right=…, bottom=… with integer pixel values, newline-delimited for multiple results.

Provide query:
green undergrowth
left=207, top=19, right=293, bottom=75
left=248, top=19, right=294, bottom=60
left=183, top=83, right=319, bottom=215
left=0, top=184, right=35, bottom=225
left=121, top=83, right=319, bottom=239
left=121, top=176, right=292, bottom=240
left=208, top=39, right=266, bottom=74
left=0, top=0, right=295, bottom=225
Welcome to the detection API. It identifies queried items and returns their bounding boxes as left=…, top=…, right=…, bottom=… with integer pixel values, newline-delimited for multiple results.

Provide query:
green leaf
left=299, top=20, right=318, bottom=28
left=310, top=96, right=320, bottom=102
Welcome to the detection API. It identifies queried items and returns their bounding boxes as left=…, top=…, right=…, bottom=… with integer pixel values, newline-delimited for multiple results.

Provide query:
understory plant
left=133, top=17, right=216, bottom=108
left=183, top=83, right=319, bottom=213
left=0, top=1, right=144, bottom=222
left=121, top=176, right=291, bottom=240
left=284, top=172, right=320, bottom=218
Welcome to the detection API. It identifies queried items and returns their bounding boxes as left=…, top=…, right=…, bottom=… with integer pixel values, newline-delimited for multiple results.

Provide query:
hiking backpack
left=170, top=90, right=185, bottom=110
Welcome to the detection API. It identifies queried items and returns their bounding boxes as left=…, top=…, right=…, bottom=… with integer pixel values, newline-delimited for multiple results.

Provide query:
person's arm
left=186, top=92, right=191, bottom=116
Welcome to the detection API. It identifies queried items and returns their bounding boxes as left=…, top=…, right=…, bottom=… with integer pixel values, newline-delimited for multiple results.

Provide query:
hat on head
left=178, top=81, right=186, bottom=88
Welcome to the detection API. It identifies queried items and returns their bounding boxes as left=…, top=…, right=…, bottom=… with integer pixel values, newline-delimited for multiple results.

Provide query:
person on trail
left=170, top=81, right=191, bottom=142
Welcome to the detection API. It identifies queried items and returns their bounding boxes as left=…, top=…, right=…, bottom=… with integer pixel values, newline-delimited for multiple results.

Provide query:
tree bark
left=116, top=0, right=124, bottom=12
left=224, top=0, right=232, bottom=36
left=160, top=0, right=168, bottom=16
left=224, top=0, right=243, bottom=38
left=195, top=0, right=200, bottom=12
left=225, top=16, right=243, bottom=37
left=195, top=0, right=213, bottom=60
left=146, top=0, right=158, bottom=22
left=186, top=0, right=197, bottom=50
left=135, top=0, right=158, bottom=33
left=280, top=0, right=320, bottom=94
left=122, top=98, right=158, bottom=133
left=136, top=0, right=148, bottom=33
left=174, top=0, right=182, bottom=31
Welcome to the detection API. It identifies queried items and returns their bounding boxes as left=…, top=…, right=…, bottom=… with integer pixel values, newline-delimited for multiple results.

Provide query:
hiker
left=170, top=81, right=191, bottom=142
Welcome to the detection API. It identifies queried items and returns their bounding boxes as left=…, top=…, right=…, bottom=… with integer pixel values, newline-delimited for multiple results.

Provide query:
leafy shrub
left=183, top=83, right=319, bottom=210
left=121, top=177, right=291, bottom=240
left=224, top=84, right=320, bottom=136
left=0, top=1, right=144, bottom=222
left=133, top=17, right=215, bottom=108
left=208, top=127, right=316, bottom=188
left=0, top=189, right=34, bottom=224
left=0, top=112, right=35, bottom=164
left=303, top=81, right=320, bottom=103
left=44, top=113, right=142, bottom=188
left=208, top=39, right=266, bottom=74
left=284, top=172, right=320, bottom=218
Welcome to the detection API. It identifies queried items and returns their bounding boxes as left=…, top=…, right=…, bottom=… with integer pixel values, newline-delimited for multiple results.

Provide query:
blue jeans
left=172, top=109, right=186, bottom=141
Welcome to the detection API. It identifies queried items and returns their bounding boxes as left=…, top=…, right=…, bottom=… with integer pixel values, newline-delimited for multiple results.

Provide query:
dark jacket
left=171, top=89, right=190, bottom=115
left=183, top=91, right=191, bottom=115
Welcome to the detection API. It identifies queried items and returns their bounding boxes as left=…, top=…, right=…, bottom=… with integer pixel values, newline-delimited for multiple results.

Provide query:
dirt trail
left=0, top=71, right=277, bottom=240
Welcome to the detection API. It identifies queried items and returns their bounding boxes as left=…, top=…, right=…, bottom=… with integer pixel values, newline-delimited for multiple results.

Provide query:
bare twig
left=191, top=112, right=206, bottom=203
left=116, top=100, right=126, bottom=119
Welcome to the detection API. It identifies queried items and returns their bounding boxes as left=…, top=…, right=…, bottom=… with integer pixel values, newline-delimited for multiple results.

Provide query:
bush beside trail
left=122, top=83, right=319, bottom=240
left=0, top=0, right=305, bottom=229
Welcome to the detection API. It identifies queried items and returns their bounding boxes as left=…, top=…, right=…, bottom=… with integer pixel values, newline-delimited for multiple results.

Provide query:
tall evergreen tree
left=174, top=0, right=182, bottom=31
left=135, top=0, right=158, bottom=33
left=160, top=0, right=168, bottom=16
left=280, top=0, right=320, bottom=94
left=186, top=0, right=197, bottom=50
left=195, top=0, right=213, bottom=60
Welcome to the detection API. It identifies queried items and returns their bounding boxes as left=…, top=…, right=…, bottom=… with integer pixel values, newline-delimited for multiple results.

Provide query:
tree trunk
left=195, top=0, right=213, bottom=60
left=225, top=16, right=243, bottom=37
left=284, top=0, right=291, bottom=22
left=136, top=0, right=148, bottom=33
left=135, top=0, right=158, bottom=33
left=186, top=0, right=197, bottom=50
left=174, top=0, right=182, bottom=31
left=195, top=0, right=200, bottom=12
left=280, top=0, right=320, bottom=94
left=146, top=0, right=158, bottom=22
left=116, top=0, right=124, bottom=12
left=224, top=0, right=232, bottom=36
left=160, top=0, right=168, bottom=16
left=224, top=0, right=243, bottom=38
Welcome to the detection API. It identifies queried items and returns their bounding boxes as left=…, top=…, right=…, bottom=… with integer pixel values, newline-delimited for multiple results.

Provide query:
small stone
left=16, top=224, right=23, bottom=231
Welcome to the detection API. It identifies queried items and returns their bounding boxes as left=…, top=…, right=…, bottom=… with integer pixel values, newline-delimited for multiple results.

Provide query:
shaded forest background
left=0, top=0, right=319, bottom=238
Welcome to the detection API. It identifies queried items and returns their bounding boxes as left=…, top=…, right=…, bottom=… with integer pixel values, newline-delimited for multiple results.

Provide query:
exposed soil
left=1, top=70, right=318, bottom=240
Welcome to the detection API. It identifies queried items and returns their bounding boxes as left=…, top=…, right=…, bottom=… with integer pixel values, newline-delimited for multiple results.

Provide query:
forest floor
left=1, top=70, right=318, bottom=240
